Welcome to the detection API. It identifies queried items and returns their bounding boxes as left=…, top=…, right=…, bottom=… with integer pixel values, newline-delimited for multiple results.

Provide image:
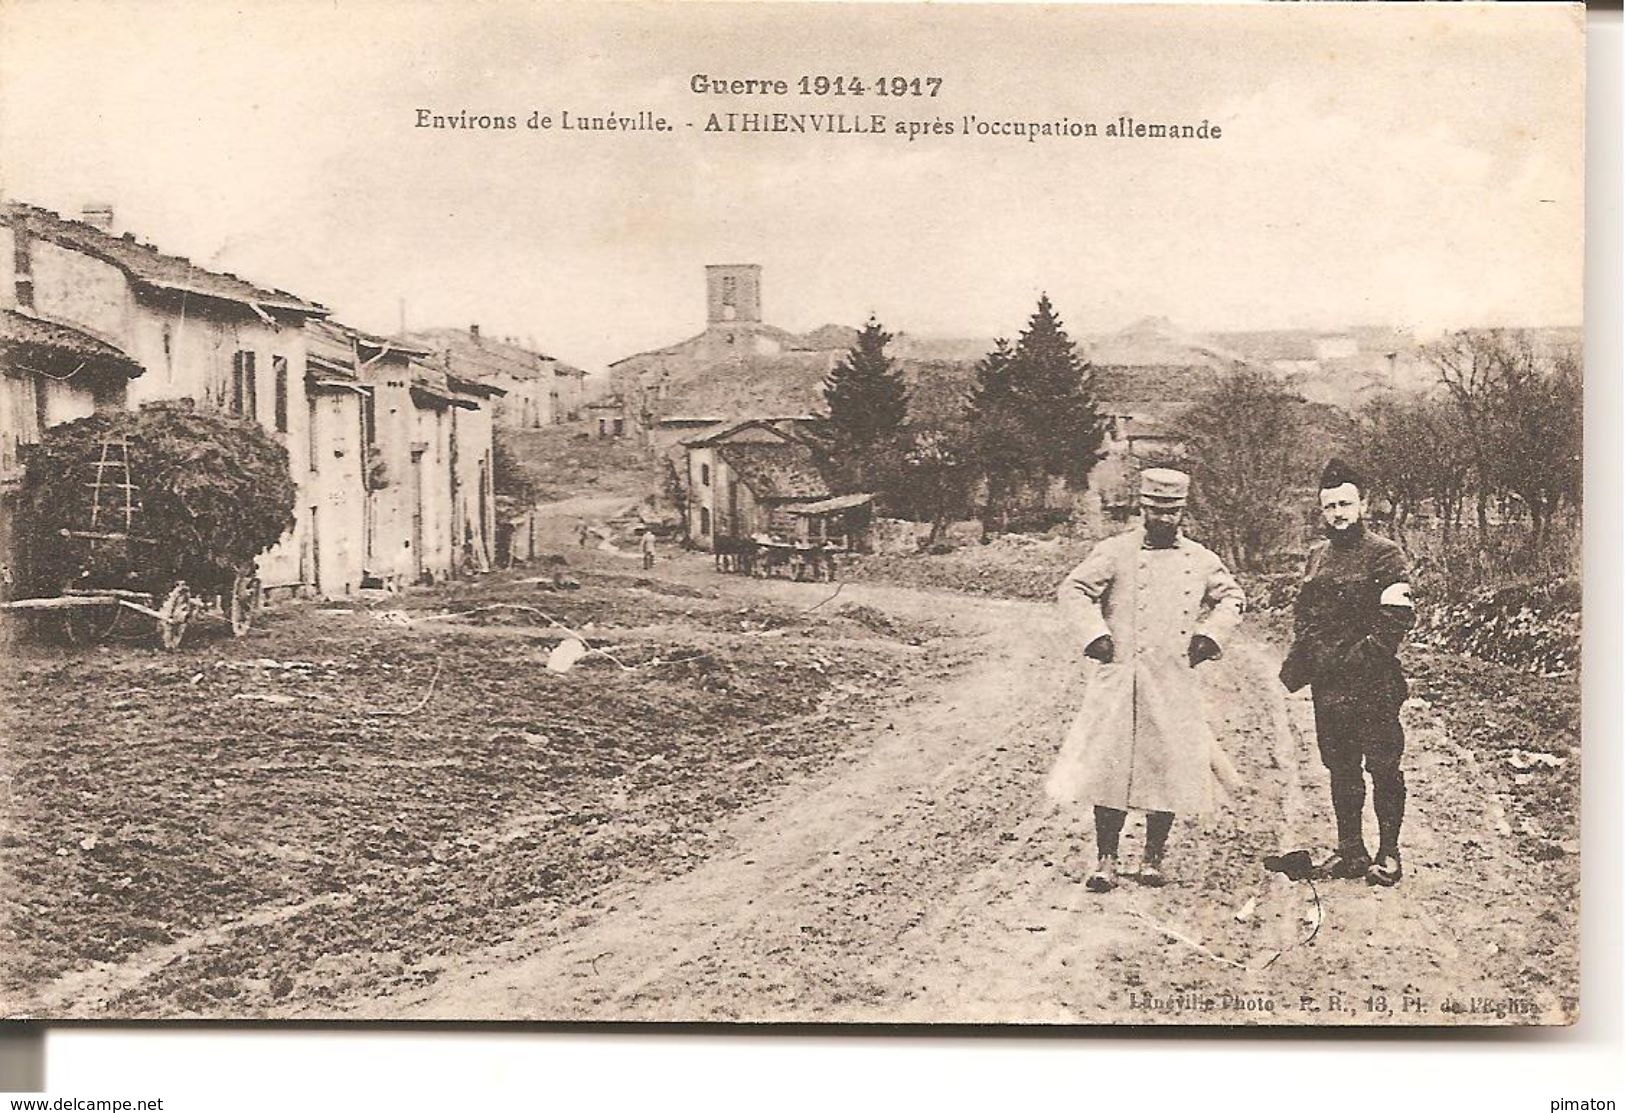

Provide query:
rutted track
left=2, top=552, right=1576, bottom=1023
left=361, top=561, right=1574, bottom=1025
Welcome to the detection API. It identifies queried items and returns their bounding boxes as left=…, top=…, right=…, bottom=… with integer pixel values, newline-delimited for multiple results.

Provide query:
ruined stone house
left=0, top=202, right=507, bottom=599
left=607, top=265, right=850, bottom=443
left=682, top=418, right=831, bottom=549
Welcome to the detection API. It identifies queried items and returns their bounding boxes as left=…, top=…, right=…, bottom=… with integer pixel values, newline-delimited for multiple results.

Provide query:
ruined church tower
left=705, top=264, right=762, bottom=325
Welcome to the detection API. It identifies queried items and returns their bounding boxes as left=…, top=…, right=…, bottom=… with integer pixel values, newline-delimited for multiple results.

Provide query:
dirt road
left=360, top=557, right=1575, bottom=1026
left=2, top=546, right=1575, bottom=1024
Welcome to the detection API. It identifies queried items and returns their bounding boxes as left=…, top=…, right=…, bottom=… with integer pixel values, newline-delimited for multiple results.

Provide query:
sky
left=0, top=1, right=1585, bottom=373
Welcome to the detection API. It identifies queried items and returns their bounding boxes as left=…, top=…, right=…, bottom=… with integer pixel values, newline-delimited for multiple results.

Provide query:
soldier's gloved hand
left=1084, top=634, right=1115, bottom=663
left=1278, top=651, right=1311, bottom=693
left=1188, top=634, right=1220, bottom=667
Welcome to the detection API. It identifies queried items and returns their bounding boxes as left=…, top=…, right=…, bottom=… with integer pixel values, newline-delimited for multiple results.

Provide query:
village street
left=0, top=537, right=1575, bottom=1025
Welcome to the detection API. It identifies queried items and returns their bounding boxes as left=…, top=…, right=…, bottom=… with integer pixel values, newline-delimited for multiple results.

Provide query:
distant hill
left=608, top=316, right=1583, bottom=431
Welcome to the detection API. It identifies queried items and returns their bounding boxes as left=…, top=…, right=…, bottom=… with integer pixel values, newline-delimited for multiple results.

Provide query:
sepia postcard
left=0, top=1, right=1586, bottom=1026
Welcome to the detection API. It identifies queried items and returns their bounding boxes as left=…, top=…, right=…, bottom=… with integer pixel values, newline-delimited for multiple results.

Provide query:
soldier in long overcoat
left=1046, top=468, right=1245, bottom=891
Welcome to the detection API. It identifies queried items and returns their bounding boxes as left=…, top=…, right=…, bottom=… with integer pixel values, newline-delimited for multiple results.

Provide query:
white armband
left=1379, top=582, right=1413, bottom=608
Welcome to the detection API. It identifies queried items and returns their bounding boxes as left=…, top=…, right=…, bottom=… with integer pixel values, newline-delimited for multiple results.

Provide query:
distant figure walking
left=577, top=523, right=591, bottom=548
left=640, top=529, right=656, bottom=570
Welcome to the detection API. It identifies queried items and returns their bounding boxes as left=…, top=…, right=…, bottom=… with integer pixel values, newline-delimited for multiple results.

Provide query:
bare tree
left=1489, top=344, right=1581, bottom=546
left=1356, top=390, right=1475, bottom=540
left=1356, top=391, right=1431, bottom=533
left=1181, top=366, right=1315, bottom=571
left=1427, top=330, right=1502, bottom=532
left=1419, top=394, right=1476, bottom=541
left=1427, top=330, right=1582, bottom=548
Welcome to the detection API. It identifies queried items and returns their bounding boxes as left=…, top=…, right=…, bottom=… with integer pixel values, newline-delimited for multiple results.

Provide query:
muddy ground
left=0, top=542, right=1578, bottom=1025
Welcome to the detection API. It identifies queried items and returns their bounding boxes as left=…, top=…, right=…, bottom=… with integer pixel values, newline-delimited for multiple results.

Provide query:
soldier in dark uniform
left=1280, top=459, right=1415, bottom=887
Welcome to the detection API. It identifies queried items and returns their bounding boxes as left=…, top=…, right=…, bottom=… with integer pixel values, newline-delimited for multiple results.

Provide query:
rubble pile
left=1412, top=580, right=1579, bottom=677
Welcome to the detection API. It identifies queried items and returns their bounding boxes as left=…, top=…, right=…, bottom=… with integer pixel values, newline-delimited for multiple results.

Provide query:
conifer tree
left=1009, top=293, right=1105, bottom=490
left=823, top=317, right=908, bottom=449
left=821, top=317, right=909, bottom=494
left=965, top=296, right=1106, bottom=527
left=965, top=337, right=1034, bottom=528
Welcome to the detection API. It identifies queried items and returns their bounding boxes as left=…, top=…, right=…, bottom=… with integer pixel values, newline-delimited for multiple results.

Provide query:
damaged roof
left=787, top=492, right=874, bottom=515
left=0, top=308, right=144, bottom=380
left=404, top=327, right=587, bottom=384
left=447, top=372, right=505, bottom=398
left=307, top=318, right=432, bottom=364
left=2, top=202, right=327, bottom=317
left=306, top=319, right=360, bottom=370
left=717, top=442, right=829, bottom=501
left=681, top=416, right=817, bottom=447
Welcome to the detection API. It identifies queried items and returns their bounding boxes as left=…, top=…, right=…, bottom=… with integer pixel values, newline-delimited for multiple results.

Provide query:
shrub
left=1401, top=518, right=1580, bottom=604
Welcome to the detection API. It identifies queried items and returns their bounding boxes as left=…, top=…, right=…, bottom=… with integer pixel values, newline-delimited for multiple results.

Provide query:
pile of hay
left=16, top=401, right=296, bottom=594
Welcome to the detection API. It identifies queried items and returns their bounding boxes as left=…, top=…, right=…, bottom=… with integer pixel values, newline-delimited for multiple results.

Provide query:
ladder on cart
left=61, top=437, right=149, bottom=547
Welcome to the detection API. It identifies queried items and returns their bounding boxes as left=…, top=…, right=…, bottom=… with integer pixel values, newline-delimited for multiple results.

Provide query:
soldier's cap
left=1319, top=457, right=1365, bottom=491
left=1263, top=849, right=1317, bottom=881
left=1139, top=467, right=1190, bottom=507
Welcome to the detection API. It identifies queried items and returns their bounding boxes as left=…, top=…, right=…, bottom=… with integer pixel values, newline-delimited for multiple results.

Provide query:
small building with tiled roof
left=714, top=443, right=827, bottom=500
left=681, top=418, right=832, bottom=549
left=0, top=308, right=145, bottom=383
left=584, top=393, right=629, bottom=439
left=1, top=308, right=145, bottom=474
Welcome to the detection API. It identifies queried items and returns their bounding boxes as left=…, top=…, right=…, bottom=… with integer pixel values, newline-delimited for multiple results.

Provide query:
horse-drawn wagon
left=712, top=533, right=841, bottom=582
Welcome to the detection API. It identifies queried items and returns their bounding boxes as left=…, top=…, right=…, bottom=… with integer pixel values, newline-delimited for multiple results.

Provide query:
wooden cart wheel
left=157, top=582, right=191, bottom=650
left=228, top=571, right=261, bottom=637
left=63, top=604, right=119, bottom=646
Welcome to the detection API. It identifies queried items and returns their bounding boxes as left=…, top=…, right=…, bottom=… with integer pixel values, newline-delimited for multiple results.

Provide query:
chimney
left=81, top=203, right=115, bottom=232
left=469, top=324, right=480, bottom=341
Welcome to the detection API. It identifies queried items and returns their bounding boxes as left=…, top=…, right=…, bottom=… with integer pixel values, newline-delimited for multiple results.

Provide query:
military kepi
left=1139, top=467, right=1190, bottom=506
left=1319, top=457, right=1364, bottom=491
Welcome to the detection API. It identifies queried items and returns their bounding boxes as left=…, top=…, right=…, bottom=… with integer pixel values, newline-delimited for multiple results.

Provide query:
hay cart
left=2, top=437, right=262, bottom=649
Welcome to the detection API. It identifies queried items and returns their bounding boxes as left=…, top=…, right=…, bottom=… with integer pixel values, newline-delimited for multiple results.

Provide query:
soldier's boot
left=1085, top=855, right=1120, bottom=893
left=1318, top=845, right=1373, bottom=880
left=1367, top=849, right=1403, bottom=887
left=1089, top=806, right=1127, bottom=892
left=1321, top=767, right=1369, bottom=879
left=1138, top=810, right=1174, bottom=887
left=1368, top=757, right=1406, bottom=887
